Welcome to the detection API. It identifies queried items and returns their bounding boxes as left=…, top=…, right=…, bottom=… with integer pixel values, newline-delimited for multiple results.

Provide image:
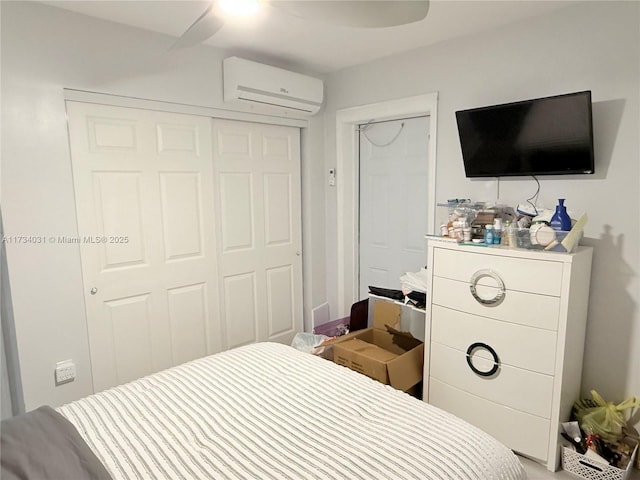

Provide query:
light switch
left=328, top=168, right=336, bottom=187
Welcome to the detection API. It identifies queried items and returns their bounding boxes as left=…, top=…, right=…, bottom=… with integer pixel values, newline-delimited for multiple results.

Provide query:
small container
left=561, top=445, right=637, bottom=480
left=508, top=223, right=517, bottom=248
left=502, top=221, right=511, bottom=246
left=530, top=222, right=556, bottom=247
left=515, top=228, right=530, bottom=248
left=484, top=225, right=494, bottom=245
left=493, top=228, right=502, bottom=245
left=459, top=219, right=469, bottom=241
left=493, top=218, right=502, bottom=245
left=454, top=220, right=463, bottom=241
left=440, top=224, right=449, bottom=237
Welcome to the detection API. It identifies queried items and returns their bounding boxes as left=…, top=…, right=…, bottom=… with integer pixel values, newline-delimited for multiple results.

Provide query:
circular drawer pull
left=469, top=269, right=505, bottom=306
left=466, top=342, right=500, bottom=377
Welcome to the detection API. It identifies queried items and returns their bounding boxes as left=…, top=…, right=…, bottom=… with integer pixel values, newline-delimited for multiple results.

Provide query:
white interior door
left=359, top=116, right=430, bottom=299
left=212, top=119, right=303, bottom=349
left=67, top=102, right=221, bottom=393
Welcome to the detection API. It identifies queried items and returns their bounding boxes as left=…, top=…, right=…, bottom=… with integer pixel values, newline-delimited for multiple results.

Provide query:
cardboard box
left=329, top=301, right=424, bottom=392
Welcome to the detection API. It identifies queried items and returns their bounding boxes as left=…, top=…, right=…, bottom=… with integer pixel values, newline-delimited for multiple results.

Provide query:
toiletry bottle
left=550, top=199, right=572, bottom=232
left=484, top=225, right=494, bottom=245
left=508, top=222, right=517, bottom=248
left=502, top=221, right=511, bottom=246
left=493, top=218, right=502, bottom=245
left=463, top=226, right=472, bottom=242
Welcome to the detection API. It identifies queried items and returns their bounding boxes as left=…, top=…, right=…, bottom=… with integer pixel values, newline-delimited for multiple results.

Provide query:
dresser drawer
left=433, top=247, right=563, bottom=296
left=432, top=276, right=560, bottom=331
left=429, top=378, right=550, bottom=462
left=431, top=305, right=557, bottom=375
left=430, top=342, right=554, bottom=418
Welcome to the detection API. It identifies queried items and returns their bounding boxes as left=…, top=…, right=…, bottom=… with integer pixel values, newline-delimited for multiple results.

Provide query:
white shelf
left=368, top=293, right=425, bottom=313
left=367, top=294, right=426, bottom=342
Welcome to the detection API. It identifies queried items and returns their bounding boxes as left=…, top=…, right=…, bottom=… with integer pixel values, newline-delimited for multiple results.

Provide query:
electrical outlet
left=55, top=360, right=76, bottom=386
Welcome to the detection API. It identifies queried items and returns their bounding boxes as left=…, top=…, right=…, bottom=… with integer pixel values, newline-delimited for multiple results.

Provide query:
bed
left=2, top=342, right=526, bottom=479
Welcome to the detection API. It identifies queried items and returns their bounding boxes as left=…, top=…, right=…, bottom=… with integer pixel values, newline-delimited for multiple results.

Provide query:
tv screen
left=456, top=91, right=594, bottom=177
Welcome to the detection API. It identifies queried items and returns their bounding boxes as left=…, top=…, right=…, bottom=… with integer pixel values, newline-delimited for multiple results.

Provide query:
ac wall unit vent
left=223, top=57, right=324, bottom=116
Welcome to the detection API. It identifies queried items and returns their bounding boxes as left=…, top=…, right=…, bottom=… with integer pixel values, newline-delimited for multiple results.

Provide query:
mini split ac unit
left=223, top=57, right=324, bottom=116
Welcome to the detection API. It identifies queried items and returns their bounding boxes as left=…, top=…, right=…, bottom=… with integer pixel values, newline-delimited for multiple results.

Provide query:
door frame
left=358, top=115, right=431, bottom=300
left=335, top=92, right=438, bottom=317
left=63, top=89, right=308, bottom=129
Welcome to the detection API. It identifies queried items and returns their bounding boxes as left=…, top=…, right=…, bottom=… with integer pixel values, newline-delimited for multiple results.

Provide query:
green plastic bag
left=574, top=390, right=640, bottom=443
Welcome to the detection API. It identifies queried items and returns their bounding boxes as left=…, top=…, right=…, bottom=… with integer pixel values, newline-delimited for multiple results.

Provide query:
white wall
left=3, top=0, right=637, bottom=412
left=0, top=1, right=326, bottom=410
left=324, top=1, right=640, bottom=402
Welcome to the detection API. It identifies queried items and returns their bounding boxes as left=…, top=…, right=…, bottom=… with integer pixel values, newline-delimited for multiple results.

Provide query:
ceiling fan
left=173, top=0, right=430, bottom=49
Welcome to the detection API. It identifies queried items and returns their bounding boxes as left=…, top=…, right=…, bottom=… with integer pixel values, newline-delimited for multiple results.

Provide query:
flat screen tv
left=456, top=91, right=594, bottom=177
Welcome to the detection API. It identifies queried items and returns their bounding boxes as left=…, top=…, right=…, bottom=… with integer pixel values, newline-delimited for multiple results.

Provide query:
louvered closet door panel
left=213, top=119, right=303, bottom=350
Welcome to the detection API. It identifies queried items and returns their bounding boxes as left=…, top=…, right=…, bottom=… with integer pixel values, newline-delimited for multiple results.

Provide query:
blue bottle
left=550, top=199, right=572, bottom=232
left=484, top=225, right=494, bottom=245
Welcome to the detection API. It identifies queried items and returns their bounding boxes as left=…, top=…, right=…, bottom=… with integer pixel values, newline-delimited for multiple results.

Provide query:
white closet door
left=212, top=119, right=303, bottom=349
left=67, top=102, right=221, bottom=393
left=359, top=116, right=430, bottom=299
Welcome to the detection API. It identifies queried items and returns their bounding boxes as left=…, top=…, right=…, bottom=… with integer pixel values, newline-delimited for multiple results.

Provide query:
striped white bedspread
left=59, top=342, right=525, bottom=480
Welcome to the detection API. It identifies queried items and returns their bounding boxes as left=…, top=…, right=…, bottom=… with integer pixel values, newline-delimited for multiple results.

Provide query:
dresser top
left=425, top=236, right=593, bottom=263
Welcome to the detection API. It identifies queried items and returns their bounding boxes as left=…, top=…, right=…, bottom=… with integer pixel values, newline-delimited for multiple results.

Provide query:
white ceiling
left=40, top=0, right=576, bottom=74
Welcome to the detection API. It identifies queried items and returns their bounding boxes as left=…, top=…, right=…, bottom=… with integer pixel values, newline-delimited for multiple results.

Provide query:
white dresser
left=422, top=239, right=593, bottom=471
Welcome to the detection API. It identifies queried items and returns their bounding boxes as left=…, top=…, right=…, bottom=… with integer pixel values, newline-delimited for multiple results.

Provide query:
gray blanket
left=1, top=405, right=112, bottom=480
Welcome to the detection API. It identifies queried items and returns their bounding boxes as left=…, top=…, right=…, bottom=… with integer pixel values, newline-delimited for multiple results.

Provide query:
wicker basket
left=561, top=446, right=638, bottom=480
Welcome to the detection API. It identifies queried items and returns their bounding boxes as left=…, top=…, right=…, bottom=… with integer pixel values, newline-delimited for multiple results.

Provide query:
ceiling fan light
left=218, top=0, right=261, bottom=17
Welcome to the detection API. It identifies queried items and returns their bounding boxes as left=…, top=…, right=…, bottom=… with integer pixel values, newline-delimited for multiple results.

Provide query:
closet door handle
left=466, top=342, right=500, bottom=377
left=469, top=269, right=505, bottom=306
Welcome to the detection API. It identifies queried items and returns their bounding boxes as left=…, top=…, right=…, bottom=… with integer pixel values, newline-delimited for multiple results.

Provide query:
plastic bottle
left=502, top=221, right=511, bottom=246
left=550, top=199, right=572, bottom=232
left=508, top=222, right=518, bottom=248
left=493, top=218, right=502, bottom=245
left=484, top=225, right=494, bottom=245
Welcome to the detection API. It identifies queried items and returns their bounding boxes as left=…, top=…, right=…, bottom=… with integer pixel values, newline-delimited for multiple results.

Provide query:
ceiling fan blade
left=274, top=1, right=429, bottom=28
left=172, top=5, right=225, bottom=49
